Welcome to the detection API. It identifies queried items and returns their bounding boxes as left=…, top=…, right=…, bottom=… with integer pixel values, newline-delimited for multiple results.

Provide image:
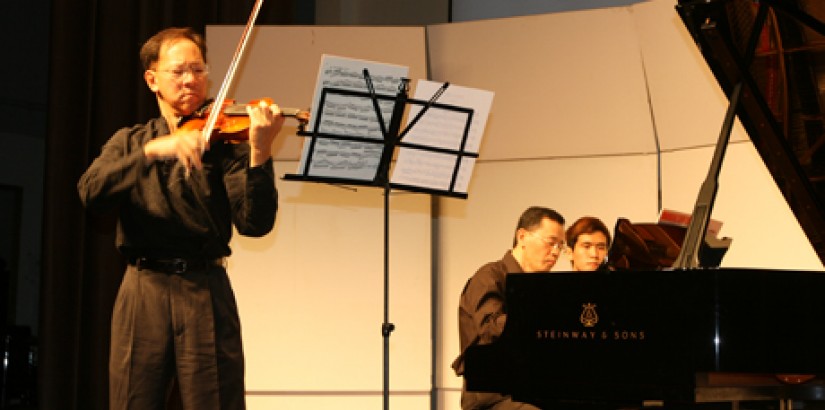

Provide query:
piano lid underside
left=677, top=0, right=825, bottom=264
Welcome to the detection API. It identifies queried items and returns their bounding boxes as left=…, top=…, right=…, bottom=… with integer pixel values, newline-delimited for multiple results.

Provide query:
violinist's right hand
left=143, top=129, right=204, bottom=170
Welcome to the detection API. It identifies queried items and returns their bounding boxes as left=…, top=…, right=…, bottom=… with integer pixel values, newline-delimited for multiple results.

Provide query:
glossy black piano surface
left=463, top=269, right=825, bottom=407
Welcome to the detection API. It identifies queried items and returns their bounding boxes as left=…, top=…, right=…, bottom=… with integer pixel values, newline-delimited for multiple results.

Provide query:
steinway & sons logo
left=535, top=302, right=646, bottom=342
left=580, top=302, right=598, bottom=327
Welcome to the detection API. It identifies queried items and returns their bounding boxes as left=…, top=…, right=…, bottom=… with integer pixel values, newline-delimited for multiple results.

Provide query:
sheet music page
left=391, top=80, right=494, bottom=194
left=297, top=54, right=409, bottom=181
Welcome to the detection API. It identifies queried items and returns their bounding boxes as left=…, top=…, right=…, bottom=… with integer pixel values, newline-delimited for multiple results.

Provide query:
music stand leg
left=382, top=183, right=395, bottom=410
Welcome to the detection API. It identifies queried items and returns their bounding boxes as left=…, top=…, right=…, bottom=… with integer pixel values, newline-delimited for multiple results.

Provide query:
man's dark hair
left=140, top=27, right=207, bottom=70
left=512, top=206, right=565, bottom=247
left=565, top=216, right=611, bottom=249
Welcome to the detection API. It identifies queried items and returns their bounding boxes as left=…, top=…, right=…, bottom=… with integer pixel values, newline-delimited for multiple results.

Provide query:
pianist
left=565, top=216, right=611, bottom=271
left=452, top=206, right=566, bottom=410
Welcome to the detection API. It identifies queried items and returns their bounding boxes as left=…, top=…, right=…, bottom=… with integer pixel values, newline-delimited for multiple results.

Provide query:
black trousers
left=109, top=263, right=245, bottom=410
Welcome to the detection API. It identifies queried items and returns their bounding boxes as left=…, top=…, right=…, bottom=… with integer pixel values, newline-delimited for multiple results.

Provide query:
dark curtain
left=41, top=1, right=312, bottom=409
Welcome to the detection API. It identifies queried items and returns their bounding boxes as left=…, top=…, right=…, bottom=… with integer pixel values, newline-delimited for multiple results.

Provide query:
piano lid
left=676, top=0, right=825, bottom=264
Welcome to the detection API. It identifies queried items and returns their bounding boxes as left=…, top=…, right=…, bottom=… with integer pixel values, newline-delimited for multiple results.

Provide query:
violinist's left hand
left=247, top=100, right=286, bottom=167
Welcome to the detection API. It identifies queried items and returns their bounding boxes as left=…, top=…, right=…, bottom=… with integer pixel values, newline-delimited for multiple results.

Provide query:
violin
left=186, top=0, right=311, bottom=145
left=179, top=97, right=309, bottom=143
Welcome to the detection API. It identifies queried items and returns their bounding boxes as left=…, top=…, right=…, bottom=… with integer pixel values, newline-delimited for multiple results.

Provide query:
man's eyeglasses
left=529, top=231, right=566, bottom=252
left=154, top=64, right=209, bottom=81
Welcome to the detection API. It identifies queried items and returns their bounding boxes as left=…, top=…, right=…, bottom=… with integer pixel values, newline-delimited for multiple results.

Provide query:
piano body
left=462, top=0, right=825, bottom=408
left=465, top=270, right=825, bottom=408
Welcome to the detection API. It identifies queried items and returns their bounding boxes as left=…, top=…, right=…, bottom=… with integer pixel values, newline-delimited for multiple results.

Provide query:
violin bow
left=201, top=0, right=265, bottom=147
left=183, top=0, right=265, bottom=248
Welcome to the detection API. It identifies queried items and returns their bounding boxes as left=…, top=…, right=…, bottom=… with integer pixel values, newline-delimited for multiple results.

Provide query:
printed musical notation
left=295, top=56, right=493, bottom=196
left=298, top=55, right=409, bottom=181
left=391, top=80, right=494, bottom=194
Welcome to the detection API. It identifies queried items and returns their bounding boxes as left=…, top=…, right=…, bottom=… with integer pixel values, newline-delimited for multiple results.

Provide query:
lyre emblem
left=580, top=303, right=598, bottom=327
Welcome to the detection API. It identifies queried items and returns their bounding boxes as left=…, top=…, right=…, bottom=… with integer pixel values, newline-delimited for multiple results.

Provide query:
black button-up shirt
left=78, top=117, right=278, bottom=259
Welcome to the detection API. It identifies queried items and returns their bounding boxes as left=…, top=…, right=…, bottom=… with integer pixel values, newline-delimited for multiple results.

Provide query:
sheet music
left=298, top=54, right=409, bottom=181
left=391, top=80, right=494, bottom=193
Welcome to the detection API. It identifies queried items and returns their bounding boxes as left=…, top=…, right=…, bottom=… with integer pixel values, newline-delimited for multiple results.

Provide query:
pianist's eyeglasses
left=529, top=231, right=565, bottom=252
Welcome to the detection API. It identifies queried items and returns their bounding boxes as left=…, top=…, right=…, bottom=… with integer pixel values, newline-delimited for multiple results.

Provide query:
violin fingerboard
left=222, top=105, right=301, bottom=117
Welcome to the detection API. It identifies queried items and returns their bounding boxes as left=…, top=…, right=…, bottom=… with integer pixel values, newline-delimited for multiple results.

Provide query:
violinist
left=77, top=27, right=288, bottom=409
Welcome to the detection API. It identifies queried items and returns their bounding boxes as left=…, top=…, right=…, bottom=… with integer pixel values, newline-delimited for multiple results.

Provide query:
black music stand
left=285, top=72, right=477, bottom=197
left=284, top=69, right=478, bottom=409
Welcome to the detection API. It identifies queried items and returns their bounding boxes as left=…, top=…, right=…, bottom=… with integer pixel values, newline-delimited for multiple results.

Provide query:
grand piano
left=462, top=0, right=825, bottom=408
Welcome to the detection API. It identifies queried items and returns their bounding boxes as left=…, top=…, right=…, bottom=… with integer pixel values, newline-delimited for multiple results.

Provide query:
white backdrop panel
left=229, top=161, right=432, bottom=394
left=634, top=0, right=750, bottom=150
left=660, top=143, right=822, bottom=270
left=426, top=8, right=657, bottom=160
